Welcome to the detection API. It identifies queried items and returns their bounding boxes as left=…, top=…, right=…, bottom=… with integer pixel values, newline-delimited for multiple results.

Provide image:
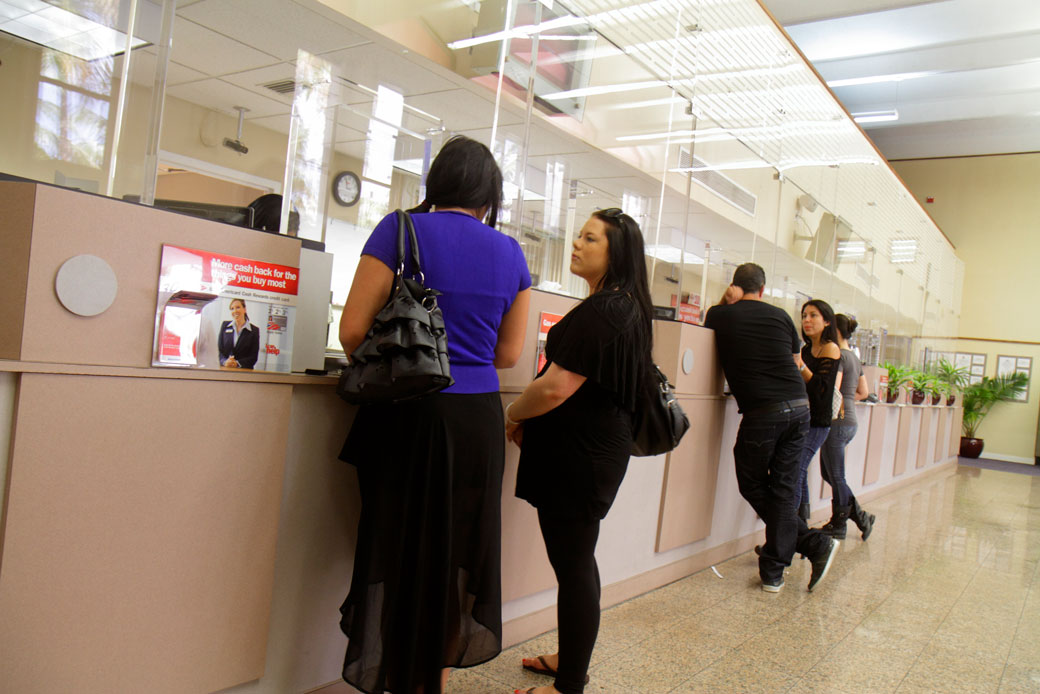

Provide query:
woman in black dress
left=505, top=208, right=653, bottom=694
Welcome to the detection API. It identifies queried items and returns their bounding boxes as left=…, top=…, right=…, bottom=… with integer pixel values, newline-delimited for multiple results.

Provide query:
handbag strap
left=395, top=209, right=423, bottom=280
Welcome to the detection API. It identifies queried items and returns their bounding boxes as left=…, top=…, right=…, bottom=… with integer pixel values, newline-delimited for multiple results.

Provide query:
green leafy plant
left=907, top=368, right=932, bottom=394
left=932, top=358, right=969, bottom=394
left=961, top=372, right=1028, bottom=439
left=880, top=362, right=910, bottom=402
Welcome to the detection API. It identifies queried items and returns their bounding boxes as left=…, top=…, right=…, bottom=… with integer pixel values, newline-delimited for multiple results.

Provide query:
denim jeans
left=820, top=422, right=858, bottom=507
left=797, top=425, right=832, bottom=507
left=734, top=405, right=832, bottom=583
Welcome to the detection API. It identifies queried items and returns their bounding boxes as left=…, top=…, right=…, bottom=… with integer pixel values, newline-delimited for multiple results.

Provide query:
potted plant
left=880, top=362, right=909, bottom=403
left=907, top=368, right=931, bottom=405
left=933, top=358, right=969, bottom=406
left=959, top=372, right=1029, bottom=458
left=928, top=379, right=945, bottom=406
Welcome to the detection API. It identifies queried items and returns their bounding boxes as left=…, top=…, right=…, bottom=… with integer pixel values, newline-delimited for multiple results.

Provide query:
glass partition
left=0, top=0, right=963, bottom=359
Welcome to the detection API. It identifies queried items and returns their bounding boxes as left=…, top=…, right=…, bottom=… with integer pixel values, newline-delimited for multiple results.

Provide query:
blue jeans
left=734, top=405, right=832, bottom=583
left=820, top=422, right=858, bottom=507
left=797, top=425, right=832, bottom=507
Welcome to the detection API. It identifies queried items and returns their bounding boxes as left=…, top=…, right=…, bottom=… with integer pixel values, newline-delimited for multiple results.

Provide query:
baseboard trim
left=977, top=453, right=1035, bottom=465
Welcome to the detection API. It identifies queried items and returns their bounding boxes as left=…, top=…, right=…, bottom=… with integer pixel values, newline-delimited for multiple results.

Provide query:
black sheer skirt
left=338, top=392, right=504, bottom=694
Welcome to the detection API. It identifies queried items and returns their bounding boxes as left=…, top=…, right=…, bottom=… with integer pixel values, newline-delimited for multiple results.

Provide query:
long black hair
left=801, top=298, right=839, bottom=346
left=412, top=135, right=504, bottom=228
left=591, top=208, right=655, bottom=357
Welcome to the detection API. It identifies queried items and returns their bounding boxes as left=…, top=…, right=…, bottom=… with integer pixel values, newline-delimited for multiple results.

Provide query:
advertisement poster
left=152, top=245, right=299, bottom=373
left=535, top=311, right=564, bottom=377
left=670, top=293, right=702, bottom=324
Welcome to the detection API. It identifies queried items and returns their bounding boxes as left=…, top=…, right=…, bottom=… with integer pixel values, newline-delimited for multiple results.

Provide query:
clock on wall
left=331, top=171, right=361, bottom=207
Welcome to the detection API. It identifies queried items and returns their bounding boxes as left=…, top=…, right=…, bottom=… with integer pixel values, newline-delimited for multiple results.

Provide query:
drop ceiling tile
left=404, top=88, right=521, bottom=132
left=319, top=42, right=458, bottom=96
left=166, top=77, right=290, bottom=119
left=169, top=16, right=278, bottom=75
left=118, top=49, right=208, bottom=88
left=177, top=0, right=369, bottom=61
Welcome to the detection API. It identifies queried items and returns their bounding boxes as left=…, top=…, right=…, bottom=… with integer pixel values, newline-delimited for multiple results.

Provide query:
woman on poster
left=218, top=298, right=259, bottom=369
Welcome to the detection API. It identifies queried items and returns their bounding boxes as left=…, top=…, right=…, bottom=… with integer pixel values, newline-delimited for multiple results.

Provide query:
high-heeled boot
left=798, top=503, right=811, bottom=522
left=819, top=504, right=850, bottom=539
left=850, top=497, right=875, bottom=540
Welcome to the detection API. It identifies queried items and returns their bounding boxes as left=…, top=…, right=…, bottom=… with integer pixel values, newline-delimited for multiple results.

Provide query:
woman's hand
left=506, top=419, right=523, bottom=446
left=225, top=356, right=240, bottom=368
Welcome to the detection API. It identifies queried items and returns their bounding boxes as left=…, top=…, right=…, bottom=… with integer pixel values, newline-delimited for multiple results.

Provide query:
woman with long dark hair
left=817, top=314, right=875, bottom=539
left=795, top=299, right=843, bottom=521
left=337, top=135, right=532, bottom=694
left=505, top=208, right=654, bottom=694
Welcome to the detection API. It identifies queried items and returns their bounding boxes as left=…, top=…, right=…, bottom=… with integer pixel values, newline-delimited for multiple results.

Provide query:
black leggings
left=537, top=509, right=601, bottom=694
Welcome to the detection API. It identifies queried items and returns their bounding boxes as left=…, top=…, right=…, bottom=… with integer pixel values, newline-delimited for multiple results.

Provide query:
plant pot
left=960, top=437, right=984, bottom=458
left=885, top=389, right=901, bottom=404
left=931, top=393, right=942, bottom=405
left=911, top=389, right=926, bottom=405
left=946, top=394, right=956, bottom=406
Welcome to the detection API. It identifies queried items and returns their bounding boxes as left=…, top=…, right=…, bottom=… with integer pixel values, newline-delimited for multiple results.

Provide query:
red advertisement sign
left=153, top=245, right=299, bottom=372
left=535, top=311, right=564, bottom=377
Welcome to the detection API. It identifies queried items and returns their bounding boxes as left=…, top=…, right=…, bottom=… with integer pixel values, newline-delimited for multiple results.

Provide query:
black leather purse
left=631, top=363, right=689, bottom=457
left=336, top=210, right=453, bottom=404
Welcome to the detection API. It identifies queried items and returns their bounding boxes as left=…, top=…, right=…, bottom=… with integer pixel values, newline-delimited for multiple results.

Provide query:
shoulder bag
left=631, top=363, right=690, bottom=457
left=336, top=210, right=453, bottom=404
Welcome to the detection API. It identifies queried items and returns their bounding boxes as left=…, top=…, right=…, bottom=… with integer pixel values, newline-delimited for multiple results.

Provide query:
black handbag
left=336, top=210, right=453, bottom=404
left=631, top=363, right=689, bottom=457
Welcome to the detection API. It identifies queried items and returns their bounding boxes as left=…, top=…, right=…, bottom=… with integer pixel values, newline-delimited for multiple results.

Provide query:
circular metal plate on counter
left=682, top=348, right=695, bottom=374
left=55, top=254, right=118, bottom=316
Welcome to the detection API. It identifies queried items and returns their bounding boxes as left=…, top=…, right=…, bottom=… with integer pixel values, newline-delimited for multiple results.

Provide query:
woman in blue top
left=337, top=136, right=531, bottom=694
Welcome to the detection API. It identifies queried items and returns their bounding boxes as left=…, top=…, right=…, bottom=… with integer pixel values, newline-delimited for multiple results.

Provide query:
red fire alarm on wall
left=926, top=197, right=934, bottom=203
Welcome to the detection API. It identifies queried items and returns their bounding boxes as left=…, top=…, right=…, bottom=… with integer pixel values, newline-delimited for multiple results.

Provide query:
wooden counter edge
left=0, top=360, right=338, bottom=386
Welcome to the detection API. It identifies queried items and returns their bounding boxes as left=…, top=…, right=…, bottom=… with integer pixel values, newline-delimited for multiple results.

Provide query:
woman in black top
left=795, top=299, right=843, bottom=521
left=818, top=314, right=876, bottom=539
left=505, top=208, right=653, bottom=694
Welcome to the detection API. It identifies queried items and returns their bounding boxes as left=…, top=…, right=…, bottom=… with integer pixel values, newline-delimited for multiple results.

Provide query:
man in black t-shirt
left=705, top=263, right=838, bottom=592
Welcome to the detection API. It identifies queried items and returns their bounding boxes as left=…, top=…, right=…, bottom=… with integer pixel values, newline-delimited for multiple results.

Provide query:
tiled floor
left=450, top=464, right=1040, bottom=694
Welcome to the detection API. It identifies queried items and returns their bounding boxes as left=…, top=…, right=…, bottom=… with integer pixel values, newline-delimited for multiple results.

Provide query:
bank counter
left=0, top=182, right=962, bottom=694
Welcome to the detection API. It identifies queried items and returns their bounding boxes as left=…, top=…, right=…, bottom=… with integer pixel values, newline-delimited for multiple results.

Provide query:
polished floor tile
left=466, top=464, right=1040, bottom=694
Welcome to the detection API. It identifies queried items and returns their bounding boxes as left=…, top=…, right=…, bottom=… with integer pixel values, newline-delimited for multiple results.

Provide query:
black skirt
left=338, top=392, right=504, bottom=694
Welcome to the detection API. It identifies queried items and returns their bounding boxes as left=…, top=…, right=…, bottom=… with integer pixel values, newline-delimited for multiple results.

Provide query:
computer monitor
left=123, top=196, right=255, bottom=228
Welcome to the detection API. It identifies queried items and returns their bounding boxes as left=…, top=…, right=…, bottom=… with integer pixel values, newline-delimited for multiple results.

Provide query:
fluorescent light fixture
left=542, top=79, right=665, bottom=100
left=0, top=1, right=147, bottom=61
left=644, top=244, right=704, bottom=265
left=852, top=109, right=899, bottom=124
left=837, top=241, right=866, bottom=259
left=447, top=14, right=588, bottom=50
left=890, top=238, right=918, bottom=263
left=827, top=71, right=933, bottom=88
left=668, top=156, right=878, bottom=174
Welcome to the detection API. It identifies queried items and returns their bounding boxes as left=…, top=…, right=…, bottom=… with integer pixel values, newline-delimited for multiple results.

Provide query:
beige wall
left=893, top=153, right=1040, bottom=462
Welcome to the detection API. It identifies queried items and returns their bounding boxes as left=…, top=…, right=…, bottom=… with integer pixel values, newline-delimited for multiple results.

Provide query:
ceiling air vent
left=262, top=79, right=296, bottom=95
left=678, top=147, right=757, bottom=216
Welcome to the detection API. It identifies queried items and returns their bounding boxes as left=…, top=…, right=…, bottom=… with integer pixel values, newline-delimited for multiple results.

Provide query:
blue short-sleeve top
left=361, top=210, right=531, bottom=394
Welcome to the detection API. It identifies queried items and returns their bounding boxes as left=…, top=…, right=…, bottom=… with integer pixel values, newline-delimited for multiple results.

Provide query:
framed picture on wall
left=957, top=352, right=987, bottom=384
left=996, top=355, right=1031, bottom=403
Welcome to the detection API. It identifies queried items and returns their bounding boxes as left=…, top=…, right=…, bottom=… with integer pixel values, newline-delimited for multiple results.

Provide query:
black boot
left=820, top=504, right=850, bottom=540
left=798, top=503, right=811, bottom=522
left=850, top=498, right=875, bottom=540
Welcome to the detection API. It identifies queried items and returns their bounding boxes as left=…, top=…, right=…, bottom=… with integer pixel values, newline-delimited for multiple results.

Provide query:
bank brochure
left=152, top=244, right=299, bottom=373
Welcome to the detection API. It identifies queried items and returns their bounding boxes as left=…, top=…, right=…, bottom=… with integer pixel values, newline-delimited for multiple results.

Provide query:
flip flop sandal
left=521, top=656, right=590, bottom=684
